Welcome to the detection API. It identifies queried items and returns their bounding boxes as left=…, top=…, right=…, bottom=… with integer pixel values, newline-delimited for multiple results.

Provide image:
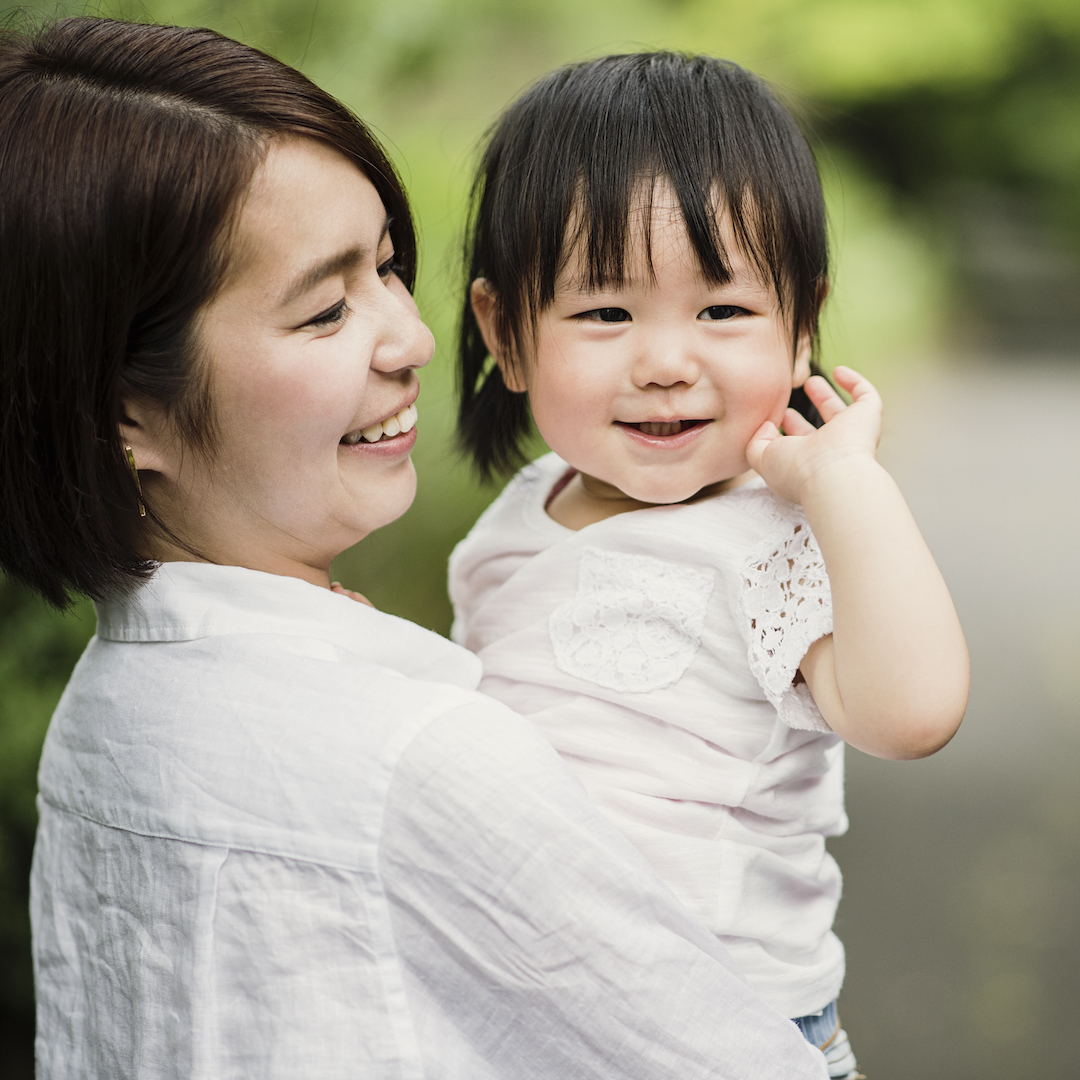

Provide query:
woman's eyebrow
left=279, top=216, right=393, bottom=307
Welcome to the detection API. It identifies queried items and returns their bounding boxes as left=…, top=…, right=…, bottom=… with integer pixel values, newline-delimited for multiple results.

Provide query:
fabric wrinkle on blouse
left=448, top=453, right=848, bottom=1020
left=31, top=561, right=829, bottom=1080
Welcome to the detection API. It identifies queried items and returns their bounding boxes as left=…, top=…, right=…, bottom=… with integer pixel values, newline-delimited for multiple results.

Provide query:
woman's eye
left=699, top=305, right=749, bottom=321
left=303, top=300, right=349, bottom=329
left=580, top=307, right=631, bottom=323
left=377, top=256, right=400, bottom=280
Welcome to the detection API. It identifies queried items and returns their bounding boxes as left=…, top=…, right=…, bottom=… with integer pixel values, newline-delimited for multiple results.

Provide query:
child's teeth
left=360, top=423, right=384, bottom=442
left=640, top=421, right=682, bottom=436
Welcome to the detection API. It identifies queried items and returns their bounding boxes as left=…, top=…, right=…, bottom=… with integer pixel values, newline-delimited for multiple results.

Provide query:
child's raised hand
left=744, top=366, right=882, bottom=506
left=744, top=364, right=968, bottom=759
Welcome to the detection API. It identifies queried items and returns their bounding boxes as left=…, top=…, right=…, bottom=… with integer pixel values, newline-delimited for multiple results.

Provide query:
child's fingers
left=802, top=375, right=847, bottom=423
left=780, top=408, right=815, bottom=436
left=744, top=419, right=780, bottom=471
left=830, top=365, right=880, bottom=406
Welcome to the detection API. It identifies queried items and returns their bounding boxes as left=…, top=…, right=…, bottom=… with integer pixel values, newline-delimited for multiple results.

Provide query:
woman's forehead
left=221, top=138, right=387, bottom=296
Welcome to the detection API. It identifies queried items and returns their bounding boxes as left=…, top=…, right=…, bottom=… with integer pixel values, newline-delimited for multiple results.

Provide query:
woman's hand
left=746, top=366, right=969, bottom=761
left=744, top=366, right=881, bottom=505
left=331, top=582, right=374, bottom=606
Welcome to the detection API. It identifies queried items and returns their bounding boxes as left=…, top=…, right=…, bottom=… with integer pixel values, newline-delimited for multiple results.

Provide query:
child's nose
left=630, top=333, right=701, bottom=388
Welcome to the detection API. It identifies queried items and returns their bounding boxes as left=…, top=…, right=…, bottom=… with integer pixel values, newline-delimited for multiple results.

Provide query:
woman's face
left=132, top=137, right=433, bottom=586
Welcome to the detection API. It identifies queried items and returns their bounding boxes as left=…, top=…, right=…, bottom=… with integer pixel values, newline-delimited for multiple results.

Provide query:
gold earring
left=124, top=445, right=146, bottom=518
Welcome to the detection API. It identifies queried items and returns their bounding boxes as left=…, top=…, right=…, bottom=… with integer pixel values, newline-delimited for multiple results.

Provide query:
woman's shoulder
left=39, top=563, right=524, bottom=869
left=43, top=631, right=538, bottom=868
left=41, top=630, right=490, bottom=863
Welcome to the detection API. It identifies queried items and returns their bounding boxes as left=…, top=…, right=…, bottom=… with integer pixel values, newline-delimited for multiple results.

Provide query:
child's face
left=504, top=191, right=810, bottom=504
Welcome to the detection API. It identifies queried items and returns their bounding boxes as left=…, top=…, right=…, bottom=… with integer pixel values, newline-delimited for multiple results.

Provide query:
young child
left=449, top=53, right=968, bottom=1078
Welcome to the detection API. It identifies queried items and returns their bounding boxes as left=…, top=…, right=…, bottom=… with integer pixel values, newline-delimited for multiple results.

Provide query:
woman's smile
left=340, top=399, right=419, bottom=447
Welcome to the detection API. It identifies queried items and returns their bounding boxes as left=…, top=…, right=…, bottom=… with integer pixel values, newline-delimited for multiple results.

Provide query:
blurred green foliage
left=2, top=0, right=1079, bottom=1072
left=0, top=578, right=94, bottom=1073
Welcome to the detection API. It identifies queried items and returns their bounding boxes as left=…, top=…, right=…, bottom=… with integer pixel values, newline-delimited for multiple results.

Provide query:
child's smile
left=616, top=417, right=711, bottom=444
left=499, top=189, right=812, bottom=516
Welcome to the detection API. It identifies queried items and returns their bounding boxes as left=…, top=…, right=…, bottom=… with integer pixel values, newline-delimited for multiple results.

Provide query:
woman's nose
left=372, top=277, right=436, bottom=374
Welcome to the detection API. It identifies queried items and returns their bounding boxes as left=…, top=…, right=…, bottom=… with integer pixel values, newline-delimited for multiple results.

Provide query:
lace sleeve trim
left=739, top=494, right=833, bottom=733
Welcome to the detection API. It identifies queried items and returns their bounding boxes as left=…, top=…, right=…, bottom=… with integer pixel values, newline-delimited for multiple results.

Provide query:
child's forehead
left=556, top=188, right=772, bottom=295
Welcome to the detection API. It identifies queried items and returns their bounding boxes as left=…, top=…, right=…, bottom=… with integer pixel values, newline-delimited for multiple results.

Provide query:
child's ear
left=792, top=331, right=812, bottom=388
left=470, top=278, right=527, bottom=394
left=791, top=278, right=829, bottom=388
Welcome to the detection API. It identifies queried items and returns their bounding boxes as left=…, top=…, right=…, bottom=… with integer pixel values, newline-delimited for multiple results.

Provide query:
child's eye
left=699, top=305, right=750, bottom=321
left=580, top=307, right=631, bottom=323
left=302, top=300, right=349, bottom=329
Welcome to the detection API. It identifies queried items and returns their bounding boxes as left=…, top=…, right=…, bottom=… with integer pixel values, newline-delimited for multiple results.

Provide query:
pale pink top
left=450, top=453, right=846, bottom=1019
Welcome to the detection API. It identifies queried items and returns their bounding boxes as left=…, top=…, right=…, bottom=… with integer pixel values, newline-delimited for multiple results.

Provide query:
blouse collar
left=94, top=561, right=482, bottom=690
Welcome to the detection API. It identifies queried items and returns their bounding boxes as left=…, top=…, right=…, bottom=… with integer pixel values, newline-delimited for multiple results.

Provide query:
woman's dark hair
left=0, top=16, right=416, bottom=607
left=459, top=51, right=830, bottom=479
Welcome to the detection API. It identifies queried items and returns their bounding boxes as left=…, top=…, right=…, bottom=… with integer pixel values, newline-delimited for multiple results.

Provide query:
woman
left=0, top=17, right=828, bottom=1079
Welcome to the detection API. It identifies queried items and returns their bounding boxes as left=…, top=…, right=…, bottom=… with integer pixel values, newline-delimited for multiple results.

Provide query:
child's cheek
left=736, top=365, right=797, bottom=431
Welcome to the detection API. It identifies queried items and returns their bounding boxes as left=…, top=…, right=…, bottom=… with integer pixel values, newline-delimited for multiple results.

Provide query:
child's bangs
left=559, top=164, right=790, bottom=314
left=502, top=53, right=824, bottom=346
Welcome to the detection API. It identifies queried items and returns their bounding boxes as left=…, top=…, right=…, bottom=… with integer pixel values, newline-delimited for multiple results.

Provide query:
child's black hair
left=458, top=51, right=831, bottom=479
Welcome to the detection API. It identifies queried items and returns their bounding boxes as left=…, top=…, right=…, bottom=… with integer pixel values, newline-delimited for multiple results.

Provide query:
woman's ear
left=118, top=396, right=176, bottom=479
left=470, top=278, right=527, bottom=393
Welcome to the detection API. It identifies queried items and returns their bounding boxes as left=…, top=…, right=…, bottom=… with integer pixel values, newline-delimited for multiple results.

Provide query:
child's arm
left=745, top=366, right=969, bottom=760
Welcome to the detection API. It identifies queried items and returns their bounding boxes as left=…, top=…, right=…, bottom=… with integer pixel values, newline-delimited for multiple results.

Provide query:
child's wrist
left=796, top=450, right=883, bottom=506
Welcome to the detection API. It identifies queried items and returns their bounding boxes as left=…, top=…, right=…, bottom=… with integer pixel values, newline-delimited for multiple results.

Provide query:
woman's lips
left=340, top=402, right=417, bottom=446
left=340, top=424, right=417, bottom=457
left=615, top=418, right=711, bottom=449
left=340, top=402, right=418, bottom=457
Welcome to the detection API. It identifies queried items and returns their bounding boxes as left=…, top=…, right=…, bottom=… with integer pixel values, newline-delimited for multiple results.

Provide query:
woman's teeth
left=341, top=402, right=417, bottom=445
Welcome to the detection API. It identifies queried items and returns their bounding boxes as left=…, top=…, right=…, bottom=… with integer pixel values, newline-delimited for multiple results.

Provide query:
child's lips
left=615, top=418, right=712, bottom=448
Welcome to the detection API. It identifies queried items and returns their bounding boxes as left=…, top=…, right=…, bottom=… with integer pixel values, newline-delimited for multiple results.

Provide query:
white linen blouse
left=30, top=562, right=827, bottom=1080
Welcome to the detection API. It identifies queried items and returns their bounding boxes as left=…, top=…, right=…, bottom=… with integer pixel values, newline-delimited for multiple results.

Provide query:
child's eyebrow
left=553, top=263, right=775, bottom=299
left=554, top=276, right=624, bottom=296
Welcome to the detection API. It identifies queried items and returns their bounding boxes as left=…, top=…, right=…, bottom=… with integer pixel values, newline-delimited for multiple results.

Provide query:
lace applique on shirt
left=549, top=547, right=715, bottom=693
left=739, top=493, right=834, bottom=732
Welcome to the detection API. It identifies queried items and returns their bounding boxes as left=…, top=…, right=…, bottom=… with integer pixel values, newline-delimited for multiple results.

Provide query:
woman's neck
left=138, top=523, right=336, bottom=591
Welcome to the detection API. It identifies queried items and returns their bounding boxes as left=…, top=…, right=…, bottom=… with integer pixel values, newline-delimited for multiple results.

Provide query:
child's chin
left=624, top=482, right=705, bottom=506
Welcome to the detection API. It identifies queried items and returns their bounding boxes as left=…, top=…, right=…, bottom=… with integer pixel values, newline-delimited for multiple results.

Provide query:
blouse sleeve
left=379, top=698, right=829, bottom=1080
left=740, top=499, right=834, bottom=733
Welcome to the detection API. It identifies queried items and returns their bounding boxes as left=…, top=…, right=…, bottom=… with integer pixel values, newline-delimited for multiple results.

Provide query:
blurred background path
left=836, top=359, right=1080, bottom=1078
